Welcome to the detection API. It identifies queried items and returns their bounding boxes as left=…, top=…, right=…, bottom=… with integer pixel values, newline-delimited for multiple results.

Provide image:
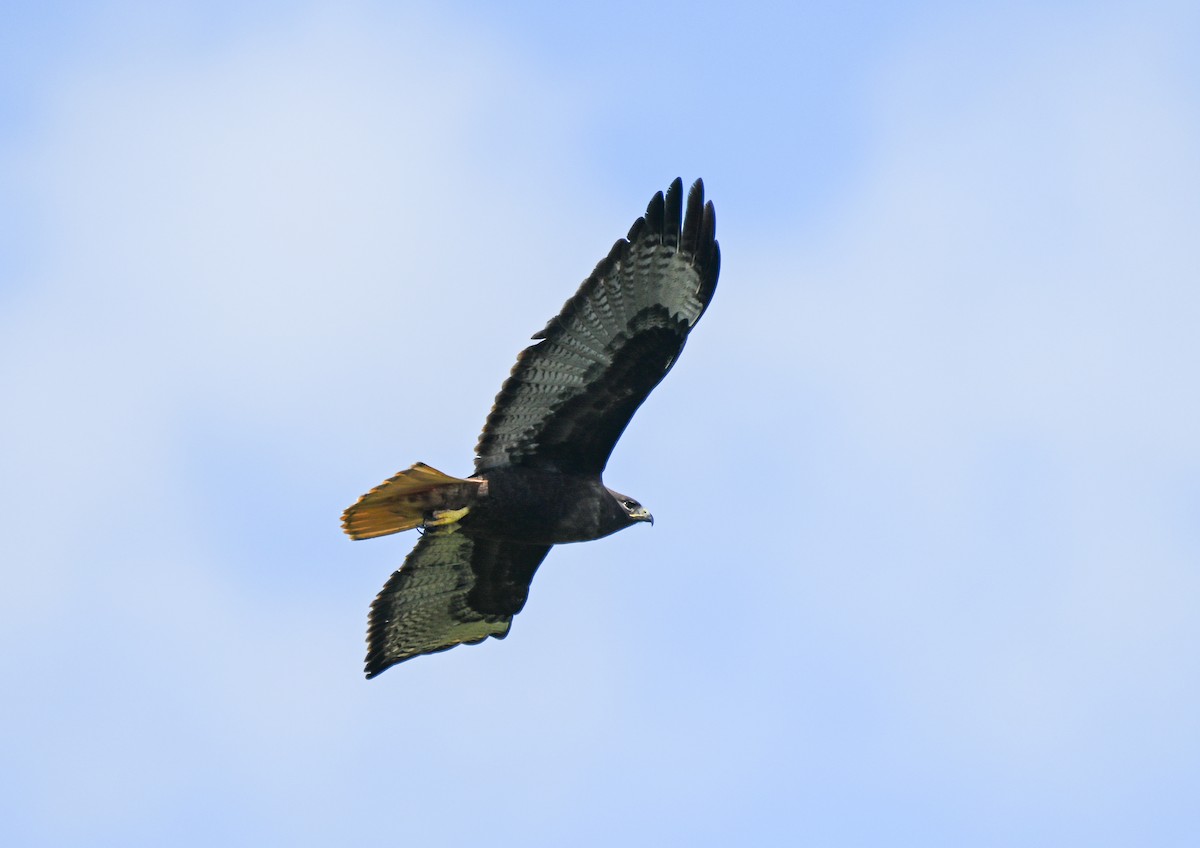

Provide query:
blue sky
left=3, top=1, right=1199, bottom=845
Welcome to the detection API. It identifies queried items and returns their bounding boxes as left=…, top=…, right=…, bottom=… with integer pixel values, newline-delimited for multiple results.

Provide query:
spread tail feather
left=341, top=463, right=483, bottom=540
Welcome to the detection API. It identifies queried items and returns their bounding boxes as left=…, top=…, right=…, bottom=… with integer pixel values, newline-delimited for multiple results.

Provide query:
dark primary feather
left=474, top=178, right=720, bottom=475
left=365, top=529, right=551, bottom=678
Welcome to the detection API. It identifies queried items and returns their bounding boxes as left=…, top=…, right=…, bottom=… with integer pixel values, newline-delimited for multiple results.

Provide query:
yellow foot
left=424, top=506, right=470, bottom=527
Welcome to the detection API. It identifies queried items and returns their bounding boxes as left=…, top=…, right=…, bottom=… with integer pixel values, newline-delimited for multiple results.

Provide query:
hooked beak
left=630, top=507, right=654, bottom=526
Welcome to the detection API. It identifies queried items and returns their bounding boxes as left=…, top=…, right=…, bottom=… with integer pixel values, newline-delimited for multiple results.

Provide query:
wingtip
left=628, top=179, right=718, bottom=309
left=363, top=652, right=407, bottom=678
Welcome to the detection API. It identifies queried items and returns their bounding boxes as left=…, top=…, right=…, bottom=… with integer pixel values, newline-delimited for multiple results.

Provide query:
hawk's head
left=608, top=489, right=653, bottom=526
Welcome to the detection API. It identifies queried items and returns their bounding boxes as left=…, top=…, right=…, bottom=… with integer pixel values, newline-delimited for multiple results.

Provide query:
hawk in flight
left=342, top=178, right=720, bottom=677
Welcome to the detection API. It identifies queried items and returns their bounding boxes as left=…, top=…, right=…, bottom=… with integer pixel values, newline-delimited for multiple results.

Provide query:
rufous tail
left=341, top=463, right=482, bottom=540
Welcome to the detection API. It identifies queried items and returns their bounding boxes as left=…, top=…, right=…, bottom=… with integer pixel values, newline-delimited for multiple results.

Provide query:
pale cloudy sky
left=3, top=2, right=1199, bottom=846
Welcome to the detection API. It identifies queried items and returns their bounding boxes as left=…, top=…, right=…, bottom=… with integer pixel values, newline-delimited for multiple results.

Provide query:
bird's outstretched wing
left=474, top=178, right=720, bottom=475
left=364, top=528, right=551, bottom=677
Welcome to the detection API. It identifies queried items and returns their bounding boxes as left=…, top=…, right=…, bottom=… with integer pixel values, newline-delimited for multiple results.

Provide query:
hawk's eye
left=623, top=500, right=638, bottom=510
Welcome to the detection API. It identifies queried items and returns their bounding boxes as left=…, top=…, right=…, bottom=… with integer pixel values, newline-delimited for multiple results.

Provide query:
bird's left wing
left=474, top=178, right=719, bottom=475
left=364, top=528, right=551, bottom=678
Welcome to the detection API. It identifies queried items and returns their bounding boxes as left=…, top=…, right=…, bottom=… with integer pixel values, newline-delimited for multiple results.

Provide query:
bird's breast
left=465, top=468, right=615, bottom=545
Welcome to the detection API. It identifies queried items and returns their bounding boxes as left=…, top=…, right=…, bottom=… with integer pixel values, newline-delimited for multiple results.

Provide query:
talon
left=424, top=506, right=470, bottom=527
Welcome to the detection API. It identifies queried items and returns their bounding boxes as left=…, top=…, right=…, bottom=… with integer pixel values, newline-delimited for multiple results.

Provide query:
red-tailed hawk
left=342, top=179, right=720, bottom=677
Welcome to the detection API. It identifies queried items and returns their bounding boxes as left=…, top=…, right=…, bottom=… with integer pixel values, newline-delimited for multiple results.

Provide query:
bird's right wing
left=364, top=528, right=552, bottom=678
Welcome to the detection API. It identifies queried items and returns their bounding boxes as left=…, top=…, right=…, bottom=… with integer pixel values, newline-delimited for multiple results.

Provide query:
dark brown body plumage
left=464, top=468, right=638, bottom=545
